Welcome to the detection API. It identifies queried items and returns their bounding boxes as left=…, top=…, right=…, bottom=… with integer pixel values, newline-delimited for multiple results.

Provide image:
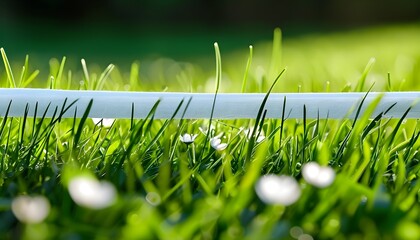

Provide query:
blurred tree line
left=1, top=0, right=419, bottom=27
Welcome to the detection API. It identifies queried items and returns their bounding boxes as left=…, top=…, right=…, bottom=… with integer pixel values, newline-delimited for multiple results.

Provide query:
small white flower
left=302, top=162, right=335, bottom=188
left=210, top=133, right=228, bottom=151
left=255, top=174, right=301, bottom=206
left=179, top=133, right=198, bottom=145
left=92, top=118, right=115, bottom=128
left=68, top=176, right=117, bottom=209
left=12, top=195, right=50, bottom=224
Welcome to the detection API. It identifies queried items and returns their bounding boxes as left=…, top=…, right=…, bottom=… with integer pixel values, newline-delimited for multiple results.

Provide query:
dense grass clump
left=1, top=24, right=420, bottom=239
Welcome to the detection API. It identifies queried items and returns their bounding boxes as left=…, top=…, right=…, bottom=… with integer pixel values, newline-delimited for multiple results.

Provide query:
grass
left=1, top=23, right=420, bottom=239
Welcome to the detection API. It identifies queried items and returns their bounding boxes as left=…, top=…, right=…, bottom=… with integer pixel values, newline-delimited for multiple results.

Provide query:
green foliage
left=1, top=25, right=420, bottom=239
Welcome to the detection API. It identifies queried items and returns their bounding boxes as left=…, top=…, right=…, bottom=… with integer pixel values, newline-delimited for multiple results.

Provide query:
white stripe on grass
left=0, top=88, right=419, bottom=119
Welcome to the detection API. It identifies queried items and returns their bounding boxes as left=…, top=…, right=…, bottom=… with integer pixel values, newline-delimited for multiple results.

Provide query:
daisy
left=210, top=133, right=228, bottom=151
left=68, top=176, right=117, bottom=209
left=12, top=195, right=50, bottom=224
left=302, top=162, right=335, bottom=188
left=255, top=174, right=301, bottom=206
left=179, top=133, right=198, bottom=145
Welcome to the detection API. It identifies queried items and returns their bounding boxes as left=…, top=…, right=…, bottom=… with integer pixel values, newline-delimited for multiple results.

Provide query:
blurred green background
left=1, top=0, right=420, bottom=88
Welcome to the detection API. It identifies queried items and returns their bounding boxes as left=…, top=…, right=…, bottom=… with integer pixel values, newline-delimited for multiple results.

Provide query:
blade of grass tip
left=58, top=97, right=69, bottom=122
left=71, top=107, right=77, bottom=135
left=81, top=59, right=90, bottom=89
left=24, top=102, right=40, bottom=167
left=73, top=99, right=93, bottom=149
left=55, top=56, right=66, bottom=88
left=131, top=102, right=135, bottom=130
left=351, top=84, right=375, bottom=128
left=32, top=102, right=38, bottom=137
left=199, top=42, right=222, bottom=160
left=22, top=69, right=40, bottom=88
left=130, top=61, right=140, bottom=90
left=387, top=72, right=392, bottom=91
left=49, top=76, right=55, bottom=89
left=180, top=97, right=193, bottom=120
left=361, top=102, right=396, bottom=140
left=169, top=97, right=192, bottom=157
left=20, top=103, right=30, bottom=145
left=1, top=48, right=16, bottom=88
left=23, top=54, right=29, bottom=79
left=335, top=88, right=379, bottom=162
left=402, top=130, right=420, bottom=162
left=268, top=28, right=282, bottom=81
left=314, top=110, right=320, bottom=139
left=32, top=102, right=51, bottom=141
left=387, top=106, right=412, bottom=146
left=241, top=45, right=253, bottom=93
left=356, top=57, right=375, bottom=92
left=95, top=63, right=115, bottom=90
left=139, top=99, right=186, bottom=170
left=55, top=98, right=79, bottom=124
left=16, top=103, right=30, bottom=164
left=341, top=93, right=385, bottom=175
left=246, top=68, right=286, bottom=163
left=258, top=109, right=267, bottom=137
left=66, top=70, right=72, bottom=90
left=18, top=66, right=26, bottom=88
left=117, top=99, right=162, bottom=169
left=0, top=100, right=12, bottom=139
left=278, top=96, right=286, bottom=150
left=1, top=119, right=13, bottom=172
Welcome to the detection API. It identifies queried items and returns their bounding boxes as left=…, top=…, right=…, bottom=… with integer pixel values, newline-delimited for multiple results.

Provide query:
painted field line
left=0, top=89, right=419, bottom=119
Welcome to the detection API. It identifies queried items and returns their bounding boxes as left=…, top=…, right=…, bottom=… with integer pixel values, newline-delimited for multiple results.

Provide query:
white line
left=0, top=89, right=419, bottom=119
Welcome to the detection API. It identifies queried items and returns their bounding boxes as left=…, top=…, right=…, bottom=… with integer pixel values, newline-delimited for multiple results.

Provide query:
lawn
left=1, top=23, right=420, bottom=239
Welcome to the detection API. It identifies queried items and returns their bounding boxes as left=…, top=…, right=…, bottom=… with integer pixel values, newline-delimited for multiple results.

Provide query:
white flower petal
left=216, top=143, right=228, bottom=151
left=255, top=174, right=301, bottom=206
left=256, top=135, right=266, bottom=143
left=180, top=133, right=197, bottom=144
left=101, top=118, right=115, bottom=128
left=210, top=138, right=221, bottom=147
left=302, top=162, right=335, bottom=188
left=92, top=118, right=115, bottom=128
left=68, top=176, right=117, bottom=209
left=210, top=135, right=227, bottom=151
left=12, top=196, right=50, bottom=224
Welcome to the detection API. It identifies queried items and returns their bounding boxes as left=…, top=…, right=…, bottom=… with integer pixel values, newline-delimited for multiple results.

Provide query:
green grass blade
left=268, top=28, right=282, bottom=81
left=55, top=56, right=67, bottom=88
left=130, top=62, right=140, bottom=90
left=0, top=48, right=16, bottom=88
left=246, top=68, right=286, bottom=162
left=73, top=99, right=93, bottom=149
left=241, top=45, right=253, bottom=93
left=94, top=64, right=115, bottom=90
left=0, top=100, right=12, bottom=140
left=199, top=42, right=222, bottom=159
left=23, top=69, right=40, bottom=88
left=356, top=58, right=376, bottom=92
left=81, top=58, right=90, bottom=89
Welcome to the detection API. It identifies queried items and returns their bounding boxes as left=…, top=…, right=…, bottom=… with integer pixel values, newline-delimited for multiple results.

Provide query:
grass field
left=1, top=23, right=420, bottom=239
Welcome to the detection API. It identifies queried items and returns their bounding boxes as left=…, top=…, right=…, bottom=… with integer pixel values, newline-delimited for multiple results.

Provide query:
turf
left=0, top=24, right=420, bottom=239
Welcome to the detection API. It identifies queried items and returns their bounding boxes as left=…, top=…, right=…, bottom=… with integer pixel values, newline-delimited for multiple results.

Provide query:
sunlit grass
left=0, top=24, right=420, bottom=239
